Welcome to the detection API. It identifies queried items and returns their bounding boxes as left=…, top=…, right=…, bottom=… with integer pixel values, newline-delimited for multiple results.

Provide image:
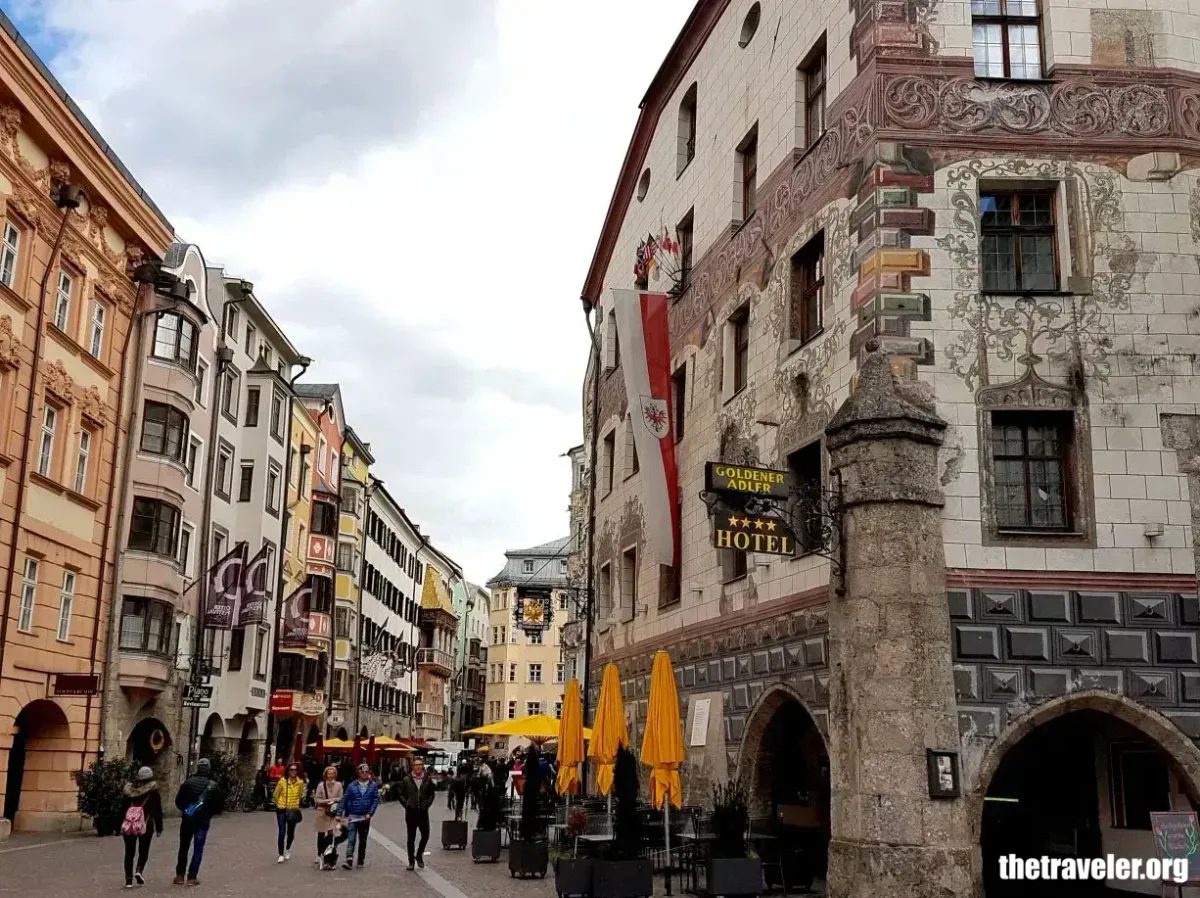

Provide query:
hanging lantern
left=149, top=729, right=166, bottom=753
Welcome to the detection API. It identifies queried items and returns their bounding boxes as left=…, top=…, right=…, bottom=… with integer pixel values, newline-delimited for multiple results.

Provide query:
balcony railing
left=416, top=711, right=444, bottom=730
left=416, top=647, right=453, bottom=673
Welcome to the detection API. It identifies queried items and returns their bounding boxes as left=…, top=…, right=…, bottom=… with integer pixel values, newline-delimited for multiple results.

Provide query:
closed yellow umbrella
left=587, top=663, right=628, bottom=796
left=556, top=678, right=586, bottom=795
left=641, top=650, right=685, bottom=810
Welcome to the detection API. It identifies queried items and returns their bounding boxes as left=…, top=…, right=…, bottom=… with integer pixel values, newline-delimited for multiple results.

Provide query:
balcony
left=117, top=651, right=172, bottom=693
left=416, top=647, right=453, bottom=676
left=416, top=705, right=444, bottom=734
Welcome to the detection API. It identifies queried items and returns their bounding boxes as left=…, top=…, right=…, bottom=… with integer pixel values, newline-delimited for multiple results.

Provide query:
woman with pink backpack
left=120, top=766, right=164, bottom=888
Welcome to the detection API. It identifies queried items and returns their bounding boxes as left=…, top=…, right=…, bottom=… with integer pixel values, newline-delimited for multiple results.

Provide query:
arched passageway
left=981, top=709, right=1194, bottom=898
left=336, top=727, right=348, bottom=741
left=127, top=717, right=173, bottom=777
left=3, top=700, right=72, bottom=831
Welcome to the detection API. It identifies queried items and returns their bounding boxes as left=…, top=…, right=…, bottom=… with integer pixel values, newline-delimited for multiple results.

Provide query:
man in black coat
left=173, top=758, right=216, bottom=885
left=396, top=756, right=438, bottom=870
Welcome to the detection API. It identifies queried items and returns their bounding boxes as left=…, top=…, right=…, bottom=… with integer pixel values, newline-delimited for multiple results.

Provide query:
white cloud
left=19, top=0, right=695, bottom=580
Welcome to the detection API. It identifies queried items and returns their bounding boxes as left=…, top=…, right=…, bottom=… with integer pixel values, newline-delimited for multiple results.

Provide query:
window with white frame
left=972, top=0, right=1042, bottom=79
left=74, top=428, right=91, bottom=494
left=554, top=702, right=563, bottom=719
left=0, top=221, right=19, bottom=288
left=53, top=271, right=71, bottom=331
left=266, top=460, right=282, bottom=515
left=509, top=662, right=517, bottom=683
left=56, top=570, right=75, bottom=641
left=195, top=359, right=208, bottom=406
left=529, top=629, right=543, bottom=645
left=37, top=405, right=57, bottom=477
left=179, top=523, right=194, bottom=577
left=89, top=300, right=106, bottom=358
left=556, top=663, right=565, bottom=684
left=317, top=435, right=328, bottom=475
left=526, top=701, right=542, bottom=716
left=220, top=367, right=240, bottom=420
left=18, top=558, right=37, bottom=632
left=507, top=700, right=516, bottom=719
left=523, top=559, right=534, bottom=573
left=215, top=442, right=234, bottom=500
left=529, top=663, right=543, bottom=684
left=186, top=436, right=202, bottom=489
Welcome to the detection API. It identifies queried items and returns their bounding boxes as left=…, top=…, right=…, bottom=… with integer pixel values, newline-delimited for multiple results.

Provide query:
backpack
left=121, top=803, right=146, bottom=836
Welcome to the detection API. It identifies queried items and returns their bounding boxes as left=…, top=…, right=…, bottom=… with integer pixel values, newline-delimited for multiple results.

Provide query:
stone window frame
left=977, top=368, right=1096, bottom=548
left=976, top=176, right=1081, bottom=294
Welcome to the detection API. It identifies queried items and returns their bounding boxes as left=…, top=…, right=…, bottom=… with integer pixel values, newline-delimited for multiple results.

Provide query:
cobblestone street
left=0, top=800, right=567, bottom=898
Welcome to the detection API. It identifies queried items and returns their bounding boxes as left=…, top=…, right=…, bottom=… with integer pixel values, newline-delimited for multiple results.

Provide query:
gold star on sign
left=728, top=515, right=740, bottom=528
left=765, top=520, right=777, bottom=532
left=753, top=519, right=765, bottom=531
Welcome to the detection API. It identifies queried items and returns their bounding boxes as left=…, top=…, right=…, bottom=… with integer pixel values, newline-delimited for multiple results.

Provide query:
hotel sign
left=705, top=463, right=790, bottom=498
left=712, top=510, right=796, bottom=556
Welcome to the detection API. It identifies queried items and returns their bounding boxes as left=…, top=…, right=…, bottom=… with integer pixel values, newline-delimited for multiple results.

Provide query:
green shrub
left=74, top=757, right=135, bottom=836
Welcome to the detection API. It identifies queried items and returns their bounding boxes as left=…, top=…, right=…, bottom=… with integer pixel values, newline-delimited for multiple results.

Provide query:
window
left=220, top=367, right=240, bottom=419
left=529, top=630, right=543, bottom=645
left=337, top=542, right=355, bottom=572
left=609, top=310, right=621, bottom=369
left=245, top=387, right=260, bottom=427
left=672, top=364, right=687, bottom=443
left=74, top=429, right=91, bottom=494
left=554, top=701, right=563, bottom=719
left=801, top=40, right=827, bottom=149
left=529, top=663, right=543, bottom=684
left=787, top=441, right=824, bottom=553
left=244, top=323, right=257, bottom=356
left=238, top=463, right=254, bottom=502
left=335, top=607, right=351, bottom=639
left=270, top=389, right=284, bottom=439
left=262, top=344, right=273, bottom=367
left=311, top=501, right=337, bottom=536
left=677, top=208, right=694, bottom=292
left=186, top=436, right=202, bottom=489
left=227, top=627, right=245, bottom=671
left=215, top=443, right=234, bottom=500
left=195, top=359, right=208, bottom=406
left=342, top=484, right=360, bottom=516
left=266, top=461, right=282, bottom=515
left=129, top=498, right=181, bottom=557
left=223, top=303, right=239, bottom=340
left=1110, top=743, right=1170, bottom=830
left=677, top=82, right=697, bottom=175
left=507, top=700, right=517, bottom=720
left=88, top=301, right=106, bottom=358
left=317, top=435, right=328, bottom=475
left=729, top=305, right=750, bottom=395
left=599, top=563, right=613, bottom=621
left=991, top=411, right=1072, bottom=531
left=625, top=414, right=639, bottom=477
left=790, top=231, right=825, bottom=345
left=723, top=546, right=749, bottom=581
left=52, top=271, right=71, bottom=331
left=119, top=597, right=172, bottom=655
left=0, top=221, right=19, bottom=288
left=151, top=313, right=197, bottom=371
left=17, top=558, right=37, bottom=633
left=37, top=404, right=56, bottom=477
left=523, top=559, right=534, bottom=574
left=254, top=628, right=269, bottom=678
left=972, top=0, right=1042, bottom=79
left=980, top=191, right=1057, bottom=293
left=621, top=546, right=638, bottom=618
left=527, top=701, right=542, bottom=716
left=311, top=575, right=334, bottom=614
left=140, top=401, right=188, bottom=462
left=738, top=126, right=758, bottom=222
left=555, top=663, right=565, bottom=684
left=602, top=431, right=616, bottom=496
left=211, top=527, right=228, bottom=566
left=179, top=524, right=193, bottom=576
left=509, top=662, right=517, bottom=683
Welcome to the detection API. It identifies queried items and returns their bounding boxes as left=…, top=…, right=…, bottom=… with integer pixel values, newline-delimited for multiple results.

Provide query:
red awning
left=401, top=739, right=436, bottom=752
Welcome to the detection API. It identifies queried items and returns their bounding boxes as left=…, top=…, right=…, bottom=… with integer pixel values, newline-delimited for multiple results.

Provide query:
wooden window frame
left=971, top=0, right=1043, bottom=79
left=990, top=410, right=1073, bottom=532
left=803, top=41, right=827, bottom=149
left=790, top=231, right=825, bottom=345
left=980, top=189, right=1060, bottom=294
left=739, top=128, right=758, bottom=222
left=730, top=306, right=751, bottom=395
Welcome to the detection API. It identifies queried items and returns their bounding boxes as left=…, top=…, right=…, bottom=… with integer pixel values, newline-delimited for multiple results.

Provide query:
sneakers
left=185, top=879, right=199, bottom=887
left=284, top=850, right=291, bottom=860
left=342, top=861, right=354, bottom=870
left=125, top=883, right=134, bottom=889
left=134, top=872, right=145, bottom=886
left=277, top=855, right=285, bottom=864
left=417, top=858, right=425, bottom=869
left=406, top=862, right=415, bottom=872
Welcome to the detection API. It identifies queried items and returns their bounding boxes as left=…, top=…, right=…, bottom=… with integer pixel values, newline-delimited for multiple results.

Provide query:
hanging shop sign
left=54, top=673, right=99, bottom=696
left=182, top=684, right=213, bottom=709
left=297, top=692, right=326, bottom=717
left=711, top=508, right=796, bottom=555
left=270, top=690, right=295, bottom=713
left=705, top=462, right=791, bottom=499
left=513, top=586, right=554, bottom=633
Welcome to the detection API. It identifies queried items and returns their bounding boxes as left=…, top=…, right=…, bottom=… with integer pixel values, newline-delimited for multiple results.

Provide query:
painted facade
left=452, top=581, right=489, bottom=739
left=417, top=551, right=462, bottom=742
left=0, top=11, right=173, bottom=835
left=332, top=426, right=372, bottom=738
left=578, top=0, right=1200, bottom=893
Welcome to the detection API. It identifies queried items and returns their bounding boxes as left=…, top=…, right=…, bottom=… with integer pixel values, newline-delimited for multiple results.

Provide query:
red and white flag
left=612, top=289, right=680, bottom=568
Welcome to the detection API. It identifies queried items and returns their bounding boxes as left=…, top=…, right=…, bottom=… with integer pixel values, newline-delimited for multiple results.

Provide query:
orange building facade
left=0, top=27, right=173, bottom=835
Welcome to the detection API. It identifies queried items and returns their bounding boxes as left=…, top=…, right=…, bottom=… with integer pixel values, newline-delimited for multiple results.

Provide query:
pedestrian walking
left=173, top=758, right=216, bottom=886
left=119, top=766, right=163, bottom=888
left=273, top=763, right=305, bottom=862
left=397, top=756, right=437, bottom=871
left=340, top=763, right=380, bottom=869
left=312, top=766, right=344, bottom=870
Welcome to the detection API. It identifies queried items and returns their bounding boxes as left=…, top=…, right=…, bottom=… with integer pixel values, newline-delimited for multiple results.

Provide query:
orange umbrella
left=587, top=664, right=628, bottom=796
left=641, top=650, right=685, bottom=810
left=556, top=678, right=586, bottom=795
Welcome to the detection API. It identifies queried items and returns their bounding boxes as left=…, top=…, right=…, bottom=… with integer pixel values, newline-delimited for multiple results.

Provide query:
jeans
left=176, top=821, right=208, bottom=880
left=406, top=809, right=430, bottom=864
left=122, top=832, right=153, bottom=881
left=276, top=811, right=298, bottom=855
left=344, top=819, right=370, bottom=865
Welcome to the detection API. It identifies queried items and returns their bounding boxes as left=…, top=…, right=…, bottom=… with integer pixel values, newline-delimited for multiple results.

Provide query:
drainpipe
left=351, top=476, right=380, bottom=739
left=579, top=296, right=602, bottom=795
left=0, top=185, right=85, bottom=692
left=95, top=265, right=196, bottom=766
left=261, top=356, right=312, bottom=767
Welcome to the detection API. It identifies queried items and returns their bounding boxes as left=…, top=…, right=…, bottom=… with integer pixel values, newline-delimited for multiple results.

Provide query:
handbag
left=285, top=808, right=303, bottom=824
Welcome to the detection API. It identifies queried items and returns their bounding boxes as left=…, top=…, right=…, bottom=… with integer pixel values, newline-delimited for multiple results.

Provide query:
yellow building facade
left=332, top=427, right=371, bottom=739
left=416, top=553, right=460, bottom=742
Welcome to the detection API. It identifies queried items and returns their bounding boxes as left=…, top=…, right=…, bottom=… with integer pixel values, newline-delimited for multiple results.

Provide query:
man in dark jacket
left=340, top=764, right=380, bottom=869
left=173, top=758, right=216, bottom=885
left=397, top=756, right=437, bottom=870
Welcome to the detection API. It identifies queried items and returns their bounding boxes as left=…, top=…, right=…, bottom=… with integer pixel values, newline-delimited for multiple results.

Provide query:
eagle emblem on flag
left=640, top=395, right=670, bottom=440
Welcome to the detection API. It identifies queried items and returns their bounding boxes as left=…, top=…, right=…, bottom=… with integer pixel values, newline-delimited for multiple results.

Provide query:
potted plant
left=593, top=746, right=653, bottom=898
left=472, top=766, right=506, bottom=862
left=510, top=746, right=550, bottom=878
left=75, top=756, right=134, bottom=836
left=706, top=778, right=761, bottom=897
left=443, top=764, right=469, bottom=849
left=554, top=806, right=592, bottom=897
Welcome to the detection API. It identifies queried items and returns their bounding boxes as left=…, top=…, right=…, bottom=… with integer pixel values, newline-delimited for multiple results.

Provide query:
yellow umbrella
left=556, top=678, right=586, bottom=795
left=641, top=650, right=685, bottom=810
left=463, top=713, right=593, bottom=744
left=308, top=738, right=355, bottom=750
left=587, top=663, right=629, bottom=796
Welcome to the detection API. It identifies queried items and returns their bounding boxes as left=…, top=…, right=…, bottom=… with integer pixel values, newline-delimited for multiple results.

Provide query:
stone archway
left=127, top=717, right=173, bottom=774
left=4, top=700, right=72, bottom=831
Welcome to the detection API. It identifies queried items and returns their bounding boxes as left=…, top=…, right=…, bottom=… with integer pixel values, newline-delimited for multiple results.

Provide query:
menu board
left=1151, top=811, right=1200, bottom=883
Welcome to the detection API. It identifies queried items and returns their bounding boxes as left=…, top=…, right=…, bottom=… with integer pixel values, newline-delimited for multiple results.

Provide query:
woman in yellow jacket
left=273, top=763, right=306, bottom=862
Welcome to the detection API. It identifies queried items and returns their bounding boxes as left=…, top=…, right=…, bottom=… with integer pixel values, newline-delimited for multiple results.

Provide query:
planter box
left=592, top=858, right=654, bottom=898
left=706, top=857, right=762, bottom=897
left=555, top=857, right=593, bottom=897
left=510, top=838, right=549, bottom=879
left=442, top=819, right=468, bottom=850
left=472, top=829, right=503, bottom=862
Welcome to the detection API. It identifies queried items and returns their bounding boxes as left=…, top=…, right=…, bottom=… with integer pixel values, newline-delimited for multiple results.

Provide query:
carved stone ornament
left=98, top=273, right=137, bottom=313
left=884, top=75, right=1171, bottom=139
left=42, top=358, right=74, bottom=402
left=0, top=315, right=19, bottom=368
left=77, top=383, right=105, bottom=423
left=12, top=183, right=45, bottom=234
left=48, top=160, right=70, bottom=191
left=976, top=361, right=1077, bottom=410
left=0, top=103, right=19, bottom=155
left=60, top=238, right=87, bottom=272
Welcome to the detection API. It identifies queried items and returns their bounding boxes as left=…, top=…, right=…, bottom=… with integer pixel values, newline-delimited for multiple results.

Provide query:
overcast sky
left=3, top=0, right=694, bottom=584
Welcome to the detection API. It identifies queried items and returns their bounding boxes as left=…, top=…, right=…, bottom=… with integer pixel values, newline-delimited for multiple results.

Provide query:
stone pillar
left=823, top=349, right=977, bottom=898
